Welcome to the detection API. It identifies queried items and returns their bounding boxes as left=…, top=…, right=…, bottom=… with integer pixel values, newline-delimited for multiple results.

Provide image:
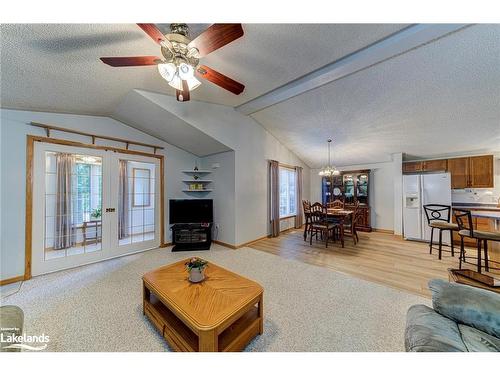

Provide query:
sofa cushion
left=405, top=304, right=467, bottom=352
left=458, top=324, right=500, bottom=352
left=429, top=279, right=500, bottom=339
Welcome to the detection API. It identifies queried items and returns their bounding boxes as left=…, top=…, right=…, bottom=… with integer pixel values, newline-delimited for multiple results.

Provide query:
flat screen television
left=169, top=199, right=213, bottom=224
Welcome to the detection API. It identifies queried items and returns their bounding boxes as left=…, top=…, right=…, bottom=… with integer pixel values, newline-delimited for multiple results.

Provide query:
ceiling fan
left=100, top=23, right=245, bottom=102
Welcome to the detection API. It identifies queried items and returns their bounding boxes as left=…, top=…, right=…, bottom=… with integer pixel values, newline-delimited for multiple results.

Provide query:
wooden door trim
left=24, top=135, right=166, bottom=280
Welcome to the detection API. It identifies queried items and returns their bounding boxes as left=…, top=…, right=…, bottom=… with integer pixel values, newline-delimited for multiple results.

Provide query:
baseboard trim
left=213, top=240, right=238, bottom=249
left=0, top=275, right=24, bottom=286
left=372, top=228, right=394, bottom=234
left=213, top=235, right=270, bottom=250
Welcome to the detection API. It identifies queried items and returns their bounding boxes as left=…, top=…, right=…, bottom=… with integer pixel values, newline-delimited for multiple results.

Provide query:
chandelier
left=318, top=139, right=340, bottom=177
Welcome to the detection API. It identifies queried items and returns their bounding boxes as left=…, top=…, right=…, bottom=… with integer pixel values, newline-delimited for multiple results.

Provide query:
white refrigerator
left=403, top=173, right=452, bottom=244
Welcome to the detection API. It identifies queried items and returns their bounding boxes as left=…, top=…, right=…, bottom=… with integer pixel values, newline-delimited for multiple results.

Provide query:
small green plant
left=185, top=257, right=208, bottom=271
left=91, top=208, right=102, bottom=219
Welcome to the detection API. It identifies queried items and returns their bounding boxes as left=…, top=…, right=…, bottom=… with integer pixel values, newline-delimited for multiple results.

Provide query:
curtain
left=54, top=153, right=76, bottom=250
left=295, top=166, right=303, bottom=228
left=118, top=160, right=129, bottom=239
left=269, top=160, right=280, bottom=237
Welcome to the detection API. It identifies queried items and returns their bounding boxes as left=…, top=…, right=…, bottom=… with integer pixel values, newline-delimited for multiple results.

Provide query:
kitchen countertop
left=471, top=211, right=500, bottom=220
left=452, top=203, right=500, bottom=212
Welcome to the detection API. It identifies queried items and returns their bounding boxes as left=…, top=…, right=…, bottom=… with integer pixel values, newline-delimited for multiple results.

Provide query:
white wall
left=451, top=155, right=500, bottom=204
left=311, top=160, right=397, bottom=232
left=139, top=91, right=312, bottom=246
left=0, top=109, right=199, bottom=280
left=199, top=151, right=236, bottom=245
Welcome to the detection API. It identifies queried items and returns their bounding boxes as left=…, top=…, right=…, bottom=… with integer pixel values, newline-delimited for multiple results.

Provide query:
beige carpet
left=1, top=245, right=430, bottom=351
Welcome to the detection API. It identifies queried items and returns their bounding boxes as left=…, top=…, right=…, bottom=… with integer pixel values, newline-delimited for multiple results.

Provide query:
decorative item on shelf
left=189, top=183, right=197, bottom=190
left=318, top=139, right=340, bottom=177
left=185, top=257, right=208, bottom=283
left=193, top=174, right=200, bottom=180
left=196, top=183, right=204, bottom=190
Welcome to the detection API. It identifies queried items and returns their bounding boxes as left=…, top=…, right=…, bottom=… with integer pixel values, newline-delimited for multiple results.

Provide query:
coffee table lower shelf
left=144, top=293, right=262, bottom=352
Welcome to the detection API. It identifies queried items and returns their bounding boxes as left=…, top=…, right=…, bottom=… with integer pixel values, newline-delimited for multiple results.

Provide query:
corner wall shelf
left=182, top=169, right=213, bottom=195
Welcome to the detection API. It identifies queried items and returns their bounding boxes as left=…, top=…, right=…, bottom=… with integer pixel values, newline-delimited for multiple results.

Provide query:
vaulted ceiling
left=0, top=23, right=407, bottom=113
left=1, top=23, right=499, bottom=166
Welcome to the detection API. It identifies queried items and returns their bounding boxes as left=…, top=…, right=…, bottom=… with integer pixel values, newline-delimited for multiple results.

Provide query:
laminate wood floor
left=248, top=229, right=498, bottom=297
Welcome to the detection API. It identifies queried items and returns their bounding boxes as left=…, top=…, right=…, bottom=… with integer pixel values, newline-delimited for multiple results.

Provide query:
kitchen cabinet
left=447, top=157, right=469, bottom=189
left=448, top=155, right=494, bottom=189
left=423, top=159, right=447, bottom=172
left=402, top=159, right=447, bottom=173
left=469, top=155, right=494, bottom=188
left=402, top=161, right=423, bottom=173
left=404, top=155, right=494, bottom=189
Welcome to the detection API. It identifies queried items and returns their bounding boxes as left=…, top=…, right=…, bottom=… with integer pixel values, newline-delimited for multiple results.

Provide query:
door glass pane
left=118, top=160, right=156, bottom=246
left=44, top=152, right=102, bottom=260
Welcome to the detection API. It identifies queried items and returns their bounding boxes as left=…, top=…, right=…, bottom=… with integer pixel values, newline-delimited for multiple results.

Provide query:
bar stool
left=423, top=204, right=459, bottom=260
left=455, top=210, right=500, bottom=273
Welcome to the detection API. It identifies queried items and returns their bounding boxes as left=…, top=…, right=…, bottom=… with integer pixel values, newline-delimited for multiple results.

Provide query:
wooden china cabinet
left=321, top=169, right=372, bottom=232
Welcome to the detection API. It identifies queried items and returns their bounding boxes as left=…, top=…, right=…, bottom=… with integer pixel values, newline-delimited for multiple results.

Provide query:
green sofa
left=405, top=279, right=500, bottom=352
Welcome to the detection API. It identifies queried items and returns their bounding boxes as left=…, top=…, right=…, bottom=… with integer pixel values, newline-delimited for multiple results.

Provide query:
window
left=279, top=167, right=296, bottom=218
left=74, top=158, right=102, bottom=225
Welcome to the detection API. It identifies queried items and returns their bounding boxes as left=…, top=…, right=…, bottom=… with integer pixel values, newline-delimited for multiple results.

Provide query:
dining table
left=303, top=207, right=354, bottom=244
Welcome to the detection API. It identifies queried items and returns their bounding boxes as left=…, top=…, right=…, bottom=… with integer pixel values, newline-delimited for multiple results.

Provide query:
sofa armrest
left=429, top=279, right=500, bottom=339
left=405, top=305, right=467, bottom=352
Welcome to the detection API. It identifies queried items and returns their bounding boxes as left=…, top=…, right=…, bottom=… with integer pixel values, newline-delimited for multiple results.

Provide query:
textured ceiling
left=0, top=23, right=407, bottom=114
left=251, top=24, right=500, bottom=167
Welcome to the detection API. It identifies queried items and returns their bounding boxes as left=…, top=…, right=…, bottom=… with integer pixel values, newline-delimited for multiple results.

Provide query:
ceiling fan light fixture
left=178, top=62, right=194, bottom=80
left=186, top=75, right=201, bottom=91
left=168, top=73, right=183, bottom=91
left=157, top=62, right=176, bottom=82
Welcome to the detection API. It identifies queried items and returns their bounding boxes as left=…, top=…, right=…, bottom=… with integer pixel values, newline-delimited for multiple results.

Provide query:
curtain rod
left=29, top=121, right=165, bottom=153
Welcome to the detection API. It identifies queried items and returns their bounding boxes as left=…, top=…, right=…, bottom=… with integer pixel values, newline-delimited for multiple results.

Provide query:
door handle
left=105, top=208, right=116, bottom=213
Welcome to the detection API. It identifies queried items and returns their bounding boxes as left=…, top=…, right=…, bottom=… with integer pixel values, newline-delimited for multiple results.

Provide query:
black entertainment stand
left=170, top=223, right=212, bottom=252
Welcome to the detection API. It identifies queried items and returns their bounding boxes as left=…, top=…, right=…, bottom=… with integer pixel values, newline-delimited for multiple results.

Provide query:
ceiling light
left=157, top=62, right=176, bottom=82
left=168, top=73, right=183, bottom=91
left=185, top=75, right=201, bottom=91
left=178, top=62, right=194, bottom=80
left=319, top=139, right=339, bottom=177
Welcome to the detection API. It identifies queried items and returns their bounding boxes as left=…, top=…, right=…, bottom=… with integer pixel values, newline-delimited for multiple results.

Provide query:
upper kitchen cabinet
left=422, top=159, right=447, bottom=172
left=447, top=155, right=493, bottom=189
left=447, top=157, right=469, bottom=189
left=403, top=155, right=494, bottom=189
left=469, top=155, right=494, bottom=188
left=402, top=159, right=447, bottom=174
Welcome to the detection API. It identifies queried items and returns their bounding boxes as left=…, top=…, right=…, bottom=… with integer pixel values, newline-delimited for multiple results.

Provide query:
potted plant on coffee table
left=185, top=258, right=208, bottom=283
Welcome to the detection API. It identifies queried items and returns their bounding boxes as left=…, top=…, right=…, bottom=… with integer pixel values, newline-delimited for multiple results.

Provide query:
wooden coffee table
left=142, top=259, right=264, bottom=352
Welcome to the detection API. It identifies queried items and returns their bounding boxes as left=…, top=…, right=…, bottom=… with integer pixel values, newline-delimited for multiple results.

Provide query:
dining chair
left=342, top=202, right=360, bottom=245
left=308, top=203, right=335, bottom=248
left=423, top=204, right=458, bottom=260
left=302, top=200, right=311, bottom=241
left=455, top=210, right=500, bottom=273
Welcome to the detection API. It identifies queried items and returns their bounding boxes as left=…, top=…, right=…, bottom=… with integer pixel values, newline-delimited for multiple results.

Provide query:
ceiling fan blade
left=100, top=56, right=161, bottom=67
left=137, top=23, right=166, bottom=44
left=196, top=65, right=245, bottom=95
left=176, top=80, right=190, bottom=102
left=188, top=24, right=243, bottom=58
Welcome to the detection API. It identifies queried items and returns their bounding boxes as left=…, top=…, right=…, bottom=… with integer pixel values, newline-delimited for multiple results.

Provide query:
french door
left=32, top=142, right=161, bottom=276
